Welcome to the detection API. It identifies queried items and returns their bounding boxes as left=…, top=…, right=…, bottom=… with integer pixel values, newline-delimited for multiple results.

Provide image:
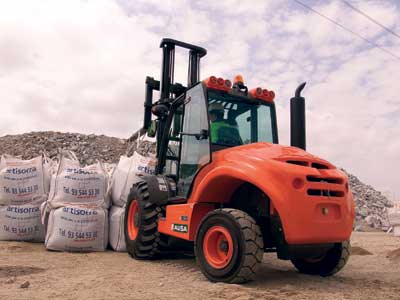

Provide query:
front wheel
left=124, top=181, right=166, bottom=259
left=195, top=208, right=264, bottom=283
left=290, top=240, right=351, bottom=277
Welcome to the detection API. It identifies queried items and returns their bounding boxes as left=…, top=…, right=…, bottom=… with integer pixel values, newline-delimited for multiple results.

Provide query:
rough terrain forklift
left=124, top=38, right=354, bottom=283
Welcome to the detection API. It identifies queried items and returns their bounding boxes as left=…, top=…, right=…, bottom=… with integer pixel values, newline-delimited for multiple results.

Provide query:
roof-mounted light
left=233, top=74, right=244, bottom=86
left=249, top=87, right=275, bottom=102
left=203, top=76, right=231, bottom=91
left=209, top=76, right=217, bottom=84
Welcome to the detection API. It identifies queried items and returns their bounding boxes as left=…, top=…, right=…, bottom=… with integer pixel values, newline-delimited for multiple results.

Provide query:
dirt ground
left=1, top=232, right=400, bottom=300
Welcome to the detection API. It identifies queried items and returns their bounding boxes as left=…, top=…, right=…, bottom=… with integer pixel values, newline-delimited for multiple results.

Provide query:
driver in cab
left=208, top=103, right=242, bottom=146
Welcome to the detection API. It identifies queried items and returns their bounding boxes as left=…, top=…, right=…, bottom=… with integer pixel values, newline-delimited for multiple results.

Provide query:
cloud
left=0, top=0, right=162, bottom=137
left=0, top=0, right=399, bottom=198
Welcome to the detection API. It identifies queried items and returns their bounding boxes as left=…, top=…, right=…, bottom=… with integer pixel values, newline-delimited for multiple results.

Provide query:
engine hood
left=212, top=142, right=335, bottom=170
left=190, top=142, right=353, bottom=245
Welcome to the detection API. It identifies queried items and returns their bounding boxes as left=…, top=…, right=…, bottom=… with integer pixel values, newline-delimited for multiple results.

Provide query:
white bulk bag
left=45, top=205, right=108, bottom=252
left=388, top=208, right=400, bottom=226
left=43, top=157, right=58, bottom=192
left=0, top=155, right=51, bottom=205
left=111, top=156, right=141, bottom=207
left=0, top=203, right=45, bottom=242
left=103, top=163, right=116, bottom=178
left=132, top=151, right=157, bottom=175
left=109, top=206, right=126, bottom=252
left=394, top=226, right=400, bottom=237
left=48, top=153, right=109, bottom=208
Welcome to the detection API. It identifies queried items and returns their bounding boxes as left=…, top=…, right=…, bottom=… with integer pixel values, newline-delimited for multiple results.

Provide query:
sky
left=0, top=0, right=399, bottom=199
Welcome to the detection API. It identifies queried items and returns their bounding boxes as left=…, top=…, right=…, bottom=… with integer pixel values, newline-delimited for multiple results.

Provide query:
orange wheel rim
left=203, top=226, right=234, bottom=269
left=127, top=200, right=139, bottom=240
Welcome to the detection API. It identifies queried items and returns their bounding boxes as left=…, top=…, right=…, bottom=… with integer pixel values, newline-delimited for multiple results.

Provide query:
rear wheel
left=124, top=181, right=166, bottom=259
left=195, top=208, right=264, bottom=283
left=290, top=240, right=350, bottom=276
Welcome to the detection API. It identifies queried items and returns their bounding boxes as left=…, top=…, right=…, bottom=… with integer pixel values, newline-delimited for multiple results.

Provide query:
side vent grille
left=306, top=176, right=343, bottom=184
left=286, top=160, right=309, bottom=167
left=311, top=162, right=329, bottom=169
left=285, top=160, right=331, bottom=169
left=307, top=189, right=344, bottom=197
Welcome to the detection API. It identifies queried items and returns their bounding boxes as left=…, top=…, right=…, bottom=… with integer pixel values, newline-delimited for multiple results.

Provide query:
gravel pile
left=344, top=170, right=393, bottom=231
left=0, top=131, right=392, bottom=231
left=125, top=138, right=156, bottom=157
left=0, top=132, right=127, bottom=165
left=0, top=131, right=157, bottom=166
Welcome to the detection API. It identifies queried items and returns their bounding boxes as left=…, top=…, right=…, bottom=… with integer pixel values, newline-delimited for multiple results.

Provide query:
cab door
left=178, top=83, right=211, bottom=196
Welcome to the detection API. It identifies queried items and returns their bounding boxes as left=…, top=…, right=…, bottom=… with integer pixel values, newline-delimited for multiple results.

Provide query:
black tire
left=291, top=240, right=350, bottom=277
left=195, top=208, right=264, bottom=283
left=124, top=181, right=167, bottom=259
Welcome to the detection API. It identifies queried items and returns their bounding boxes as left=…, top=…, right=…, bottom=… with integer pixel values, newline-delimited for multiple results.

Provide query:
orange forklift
left=124, top=39, right=354, bottom=283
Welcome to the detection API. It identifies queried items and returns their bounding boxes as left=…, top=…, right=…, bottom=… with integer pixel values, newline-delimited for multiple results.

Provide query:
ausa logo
left=171, top=224, right=188, bottom=233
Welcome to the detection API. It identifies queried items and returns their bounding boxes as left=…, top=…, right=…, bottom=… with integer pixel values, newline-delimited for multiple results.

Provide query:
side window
left=257, top=106, right=274, bottom=142
left=178, top=84, right=210, bottom=196
left=235, top=110, right=251, bottom=144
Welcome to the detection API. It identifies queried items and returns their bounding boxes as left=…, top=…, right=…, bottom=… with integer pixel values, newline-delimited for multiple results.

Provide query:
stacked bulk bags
left=0, top=154, right=52, bottom=242
left=108, top=152, right=156, bottom=252
left=43, top=151, right=110, bottom=252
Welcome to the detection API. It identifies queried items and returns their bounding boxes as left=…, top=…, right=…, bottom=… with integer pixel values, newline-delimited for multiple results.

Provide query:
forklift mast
left=143, top=39, right=207, bottom=148
left=159, top=38, right=207, bottom=101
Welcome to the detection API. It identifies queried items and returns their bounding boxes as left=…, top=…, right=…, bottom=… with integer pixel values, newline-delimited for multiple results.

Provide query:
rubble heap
left=0, top=131, right=392, bottom=231
left=0, top=131, right=127, bottom=165
left=344, top=171, right=393, bottom=231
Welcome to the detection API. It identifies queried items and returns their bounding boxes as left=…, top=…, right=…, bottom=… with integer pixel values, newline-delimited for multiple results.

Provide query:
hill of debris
left=0, top=131, right=155, bottom=165
left=344, top=171, right=393, bottom=231
left=0, top=131, right=393, bottom=231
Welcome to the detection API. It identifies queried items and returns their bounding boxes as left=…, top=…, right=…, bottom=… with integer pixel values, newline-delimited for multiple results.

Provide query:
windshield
left=208, top=90, right=276, bottom=147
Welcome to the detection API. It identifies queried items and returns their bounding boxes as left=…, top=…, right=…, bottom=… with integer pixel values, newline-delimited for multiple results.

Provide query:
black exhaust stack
left=290, top=82, right=307, bottom=150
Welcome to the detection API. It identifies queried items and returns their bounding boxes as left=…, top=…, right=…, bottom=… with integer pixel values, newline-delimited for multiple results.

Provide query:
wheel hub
left=219, top=241, right=229, bottom=252
left=203, top=226, right=234, bottom=269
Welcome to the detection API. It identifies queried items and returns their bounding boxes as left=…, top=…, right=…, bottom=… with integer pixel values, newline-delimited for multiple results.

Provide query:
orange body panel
left=158, top=203, right=215, bottom=240
left=159, top=142, right=354, bottom=245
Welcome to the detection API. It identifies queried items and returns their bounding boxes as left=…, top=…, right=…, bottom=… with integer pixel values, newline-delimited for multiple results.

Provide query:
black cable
left=293, top=0, right=400, bottom=61
left=342, top=0, right=400, bottom=40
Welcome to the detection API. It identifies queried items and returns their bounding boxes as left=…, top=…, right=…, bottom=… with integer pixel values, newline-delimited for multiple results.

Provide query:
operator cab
left=159, top=76, right=278, bottom=196
left=142, top=38, right=278, bottom=198
left=207, top=88, right=278, bottom=151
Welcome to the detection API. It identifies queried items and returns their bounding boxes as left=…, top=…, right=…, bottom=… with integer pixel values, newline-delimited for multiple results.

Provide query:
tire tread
left=125, top=181, right=167, bottom=259
left=291, top=240, right=351, bottom=277
left=195, top=208, right=264, bottom=284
